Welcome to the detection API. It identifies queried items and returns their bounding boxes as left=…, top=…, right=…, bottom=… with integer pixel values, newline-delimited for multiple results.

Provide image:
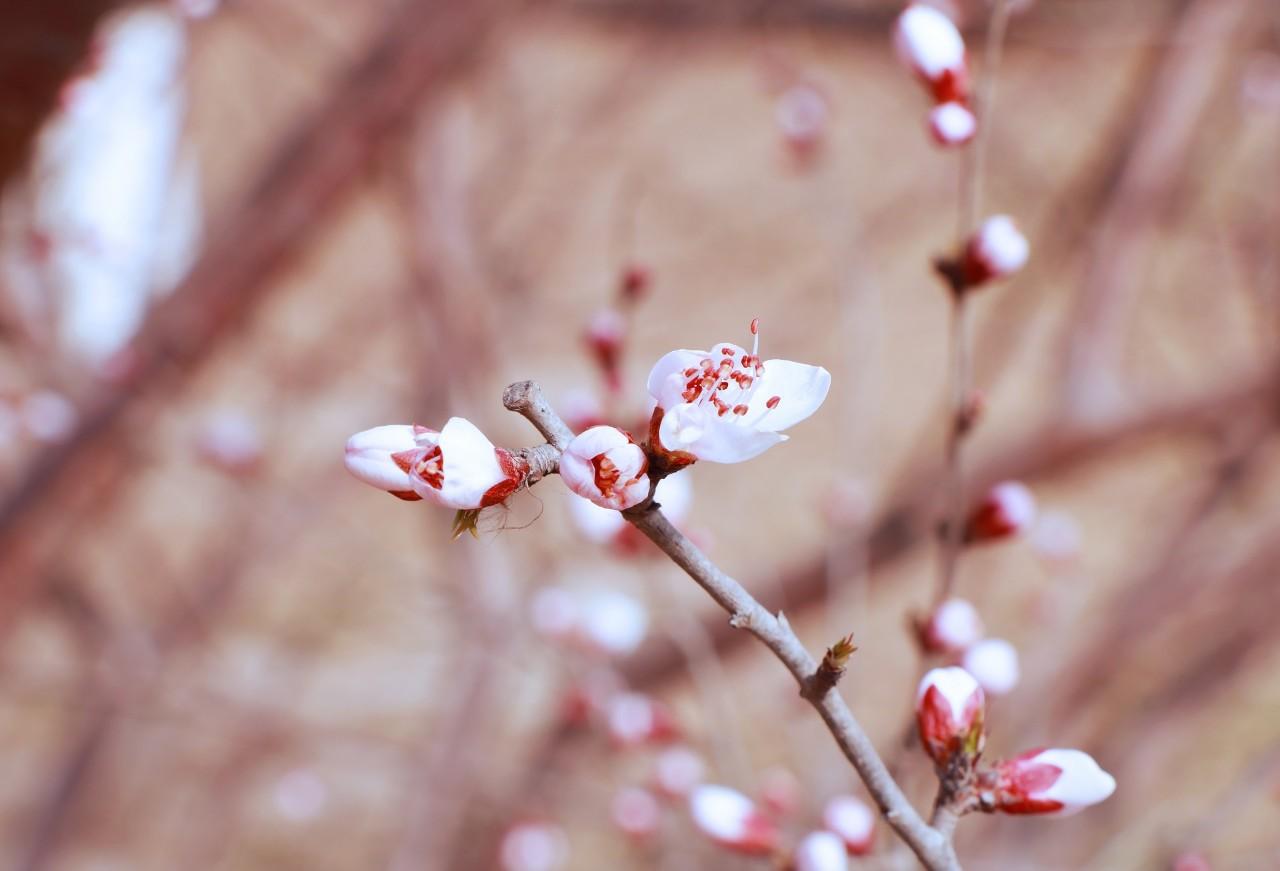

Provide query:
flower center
left=676, top=320, right=783, bottom=421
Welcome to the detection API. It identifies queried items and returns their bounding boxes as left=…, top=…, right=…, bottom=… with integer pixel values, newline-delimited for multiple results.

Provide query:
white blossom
left=560, top=425, right=649, bottom=510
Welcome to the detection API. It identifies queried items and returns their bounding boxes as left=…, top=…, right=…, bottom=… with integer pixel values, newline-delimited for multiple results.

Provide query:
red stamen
left=766, top=396, right=781, bottom=409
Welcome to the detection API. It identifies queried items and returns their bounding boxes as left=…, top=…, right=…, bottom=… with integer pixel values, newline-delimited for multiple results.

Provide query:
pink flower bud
left=620, top=264, right=651, bottom=302
left=653, top=746, right=706, bottom=798
left=991, top=748, right=1116, bottom=816
left=893, top=4, right=970, bottom=105
left=821, top=795, right=875, bottom=856
left=343, top=424, right=420, bottom=498
left=196, top=409, right=262, bottom=473
left=607, top=693, right=679, bottom=747
left=922, top=598, right=984, bottom=654
left=578, top=588, right=649, bottom=657
left=966, top=481, right=1036, bottom=543
left=916, top=666, right=985, bottom=765
left=585, top=308, right=626, bottom=390
left=961, top=215, right=1030, bottom=286
left=962, top=638, right=1020, bottom=695
left=612, top=787, right=662, bottom=839
left=794, top=830, right=848, bottom=871
left=758, top=765, right=801, bottom=816
left=1172, top=853, right=1211, bottom=871
left=928, top=102, right=976, bottom=147
left=499, top=821, right=569, bottom=871
left=560, top=426, right=649, bottom=511
left=689, top=784, right=779, bottom=855
left=775, top=83, right=830, bottom=162
left=1030, top=509, right=1081, bottom=563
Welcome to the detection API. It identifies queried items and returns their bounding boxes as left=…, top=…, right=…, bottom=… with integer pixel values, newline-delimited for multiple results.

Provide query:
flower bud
left=499, top=821, right=569, bottom=871
left=689, top=784, right=779, bottom=855
left=758, top=765, right=801, bottom=816
left=607, top=692, right=679, bottom=747
left=962, top=638, right=1020, bottom=695
left=962, top=215, right=1030, bottom=286
left=793, top=830, right=848, bottom=871
left=1030, top=509, right=1081, bottom=564
left=966, top=481, right=1036, bottom=543
left=921, top=598, right=984, bottom=655
left=619, top=263, right=651, bottom=303
left=916, top=666, right=985, bottom=766
left=893, top=4, right=969, bottom=105
left=612, top=787, right=662, bottom=839
left=585, top=308, right=626, bottom=391
left=343, top=424, right=421, bottom=499
left=991, top=748, right=1116, bottom=816
left=560, top=426, right=649, bottom=511
left=1172, top=854, right=1211, bottom=871
left=776, top=83, right=830, bottom=163
left=653, top=746, right=706, bottom=798
left=928, top=102, right=976, bottom=147
left=821, top=795, right=875, bottom=856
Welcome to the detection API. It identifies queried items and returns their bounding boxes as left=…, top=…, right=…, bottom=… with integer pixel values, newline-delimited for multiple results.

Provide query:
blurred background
left=1, top=0, right=1279, bottom=868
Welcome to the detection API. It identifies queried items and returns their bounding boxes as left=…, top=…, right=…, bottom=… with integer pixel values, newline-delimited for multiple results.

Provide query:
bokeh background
left=2, top=0, right=1279, bottom=869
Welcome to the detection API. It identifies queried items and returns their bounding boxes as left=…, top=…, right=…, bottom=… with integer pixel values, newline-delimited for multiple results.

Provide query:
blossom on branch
left=916, top=666, right=985, bottom=766
left=646, top=320, right=830, bottom=465
left=894, top=4, right=970, bottom=105
left=794, top=830, right=849, bottom=871
left=989, top=748, right=1116, bottom=816
left=966, top=480, right=1037, bottom=543
left=962, top=215, right=1030, bottom=286
left=921, top=597, right=984, bottom=654
left=821, top=795, right=875, bottom=856
left=560, top=425, right=650, bottom=510
left=929, top=102, right=976, bottom=147
left=962, top=638, right=1020, bottom=695
left=344, top=418, right=527, bottom=509
left=689, top=784, right=779, bottom=855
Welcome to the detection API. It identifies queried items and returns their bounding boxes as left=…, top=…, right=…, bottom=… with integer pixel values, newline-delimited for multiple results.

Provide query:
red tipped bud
left=928, top=102, right=976, bottom=147
left=916, top=666, right=985, bottom=766
left=894, top=4, right=970, bottom=105
left=966, top=481, right=1036, bottom=543
left=821, top=795, right=875, bottom=856
left=962, top=638, right=1020, bottom=696
left=607, top=693, right=680, bottom=747
left=989, top=748, right=1116, bottom=816
left=689, top=785, right=779, bottom=855
left=921, top=598, right=984, bottom=655
left=793, top=830, right=848, bottom=871
left=961, top=215, right=1030, bottom=286
left=611, top=787, right=662, bottom=839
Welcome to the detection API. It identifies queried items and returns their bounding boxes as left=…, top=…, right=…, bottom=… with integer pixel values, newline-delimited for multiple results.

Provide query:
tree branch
left=503, top=379, right=961, bottom=871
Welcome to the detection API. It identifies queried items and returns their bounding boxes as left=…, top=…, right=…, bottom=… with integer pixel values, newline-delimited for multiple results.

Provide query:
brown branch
left=503, top=380, right=961, bottom=871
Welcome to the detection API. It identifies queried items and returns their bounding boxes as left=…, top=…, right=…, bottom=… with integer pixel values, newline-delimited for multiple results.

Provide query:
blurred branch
left=504, top=379, right=962, bottom=871
left=0, top=0, right=499, bottom=632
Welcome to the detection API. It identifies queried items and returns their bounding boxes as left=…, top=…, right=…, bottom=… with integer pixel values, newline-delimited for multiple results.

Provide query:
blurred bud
left=759, top=765, right=802, bottom=816
left=173, top=0, right=220, bottom=17
left=793, top=830, right=848, bottom=871
left=916, top=666, right=985, bottom=766
left=990, top=748, right=1116, bottom=816
left=21, top=390, right=77, bottom=443
left=928, top=102, right=976, bottom=147
left=821, top=795, right=875, bottom=856
left=689, top=784, right=779, bottom=855
left=585, top=308, right=627, bottom=391
left=776, top=83, right=830, bottom=164
left=612, top=787, right=662, bottom=839
left=529, top=586, right=579, bottom=642
left=499, top=821, right=569, bottom=871
left=653, top=746, right=706, bottom=798
left=560, top=426, right=650, bottom=511
left=962, top=638, right=1020, bottom=695
left=894, top=4, right=970, bottom=105
left=1172, top=853, right=1212, bottom=871
left=579, top=588, right=649, bottom=657
left=197, top=409, right=262, bottom=473
left=961, top=215, right=1030, bottom=286
left=344, top=424, right=418, bottom=496
left=966, top=481, right=1036, bottom=543
left=607, top=693, right=680, bottom=747
left=1031, top=509, right=1081, bottom=564
left=921, top=598, right=984, bottom=655
left=619, top=264, right=651, bottom=303
left=273, top=769, right=328, bottom=822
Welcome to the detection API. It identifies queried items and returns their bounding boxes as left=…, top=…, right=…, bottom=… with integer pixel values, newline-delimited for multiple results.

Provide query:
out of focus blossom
left=689, top=784, right=779, bottom=855
left=0, top=6, right=201, bottom=368
left=916, top=666, right=985, bottom=766
left=646, top=321, right=830, bottom=464
left=197, top=409, right=263, bottom=473
left=607, top=693, right=679, bottom=747
left=894, top=4, right=969, bottom=105
left=611, top=787, right=662, bottom=839
left=794, top=830, right=848, bottom=871
left=922, top=598, right=983, bottom=654
left=344, top=418, right=527, bottom=509
left=173, top=0, right=221, bottom=18
left=966, top=481, right=1036, bottom=543
left=21, top=390, right=77, bottom=443
left=653, top=746, right=706, bottom=798
left=619, top=263, right=651, bottom=302
left=560, top=426, right=649, bottom=511
left=758, top=765, right=801, bottom=816
left=962, top=638, right=1020, bottom=695
left=499, top=821, right=569, bottom=871
left=585, top=308, right=626, bottom=391
left=559, top=388, right=606, bottom=433
left=822, top=795, right=875, bottom=856
left=990, top=748, right=1116, bottom=816
left=961, top=216, right=1030, bottom=287
left=928, top=102, right=976, bottom=147
left=1172, top=853, right=1212, bottom=871
left=273, top=769, right=328, bottom=822
left=530, top=587, right=649, bottom=657
left=568, top=470, right=692, bottom=546
left=1031, top=509, right=1082, bottom=563
left=775, top=83, right=830, bottom=162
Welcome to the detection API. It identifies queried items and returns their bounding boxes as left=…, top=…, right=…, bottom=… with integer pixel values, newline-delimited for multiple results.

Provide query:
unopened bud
left=990, top=748, right=1116, bottom=817
left=921, top=598, right=983, bottom=655
left=916, top=666, right=985, bottom=766
left=689, top=784, right=779, bottom=855
left=928, top=102, right=976, bottom=147
left=607, top=693, right=680, bottom=747
left=653, top=746, right=706, bottom=798
left=894, top=4, right=970, bottom=105
left=821, top=795, right=875, bottom=856
left=961, top=215, right=1029, bottom=286
left=793, top=830, right=848, bottom=871
left=966, top=481, right=1036, bottom=543
left=962, top=638, right=1020, bottom=695
left=561, top=426, right=650, bottom=511
left=612, top=787, right=662, bottom=839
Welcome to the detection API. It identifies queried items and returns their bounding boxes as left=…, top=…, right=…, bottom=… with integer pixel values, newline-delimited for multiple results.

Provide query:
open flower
left=916, top=666, right=985, bottom=766
left=344, top=417, right=527, bottom=509
left=646, top=320, right=830, bottom=465
left=894, top=4, right=970, bottom=105
left=689, top=784, right=779, bottom=855
left=560, top=425, right=649, bottom=510
left=990, top=748, right=1116, bottom=817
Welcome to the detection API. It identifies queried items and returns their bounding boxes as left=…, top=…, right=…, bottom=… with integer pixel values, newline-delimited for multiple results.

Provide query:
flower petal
left=434, top=416, right=506, bottom=509
left=743, top=360, right=831, bottom=432
left=646, top=349, right=704, bottom=407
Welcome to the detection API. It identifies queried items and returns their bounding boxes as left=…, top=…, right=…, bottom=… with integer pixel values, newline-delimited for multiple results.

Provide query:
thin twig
left=503, top=380, right=961, bottom=871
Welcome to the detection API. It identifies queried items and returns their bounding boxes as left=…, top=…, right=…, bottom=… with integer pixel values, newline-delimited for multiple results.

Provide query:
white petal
left=566, top=492, right=626, bottom=542
left=687, top=415, right=786, bottom=463
left=917, top=666, right=981, bottom=721
left=434, top=416, right=506, bottom=508
left=690, top=785, right=754, bottom=842
left=1034, top=749, right=1116, bottom=816
left=822, top=795, right=875, bottom=852
left=743, top=360, right=831, bottom=432
left=653, top=472, right=693, bottom=525
left=658, top=402, right=710, bottom=450
left=566, top=424, right=632, bottom=459
left=794, top=831, right=848, bottom=871
left=344, top=424, right=417, bottom=492
left=646, top=349, right=704, bottom=408
left=962, top=638, right=1020, bottom=695
left=894, top=5, right=965, bottom=80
